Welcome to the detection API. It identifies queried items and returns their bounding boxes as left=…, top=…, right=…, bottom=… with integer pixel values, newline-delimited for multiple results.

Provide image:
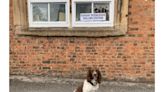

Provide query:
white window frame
left=72, top=0, right=114, bottom=27
left=28, top=0, right=70, bottom=27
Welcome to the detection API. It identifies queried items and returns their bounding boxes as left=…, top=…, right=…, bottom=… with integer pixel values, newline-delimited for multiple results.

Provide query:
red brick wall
left=10, top=0, right=155, bottom=82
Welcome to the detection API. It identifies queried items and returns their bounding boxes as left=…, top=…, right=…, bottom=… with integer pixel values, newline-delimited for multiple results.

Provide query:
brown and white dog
left=74, top=68, right=101, bottom=92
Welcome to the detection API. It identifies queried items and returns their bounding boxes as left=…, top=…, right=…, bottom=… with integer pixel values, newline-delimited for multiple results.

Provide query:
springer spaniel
left=74, top=68, right=101, bottom=92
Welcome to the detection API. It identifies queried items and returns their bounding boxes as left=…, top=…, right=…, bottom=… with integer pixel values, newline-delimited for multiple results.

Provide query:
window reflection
left=32, top=3, right=48, bottom=21
left=76, top=3, right=91, bottom=21
left=94, top=3, right=109, bottom=21
left=50, top=3, right=66, bottom=21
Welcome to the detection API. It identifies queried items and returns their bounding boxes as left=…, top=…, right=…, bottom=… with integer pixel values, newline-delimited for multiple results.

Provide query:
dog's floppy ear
left=96, top=69, right=102, bottom=83
left=87, top=69, right=92, bottom=82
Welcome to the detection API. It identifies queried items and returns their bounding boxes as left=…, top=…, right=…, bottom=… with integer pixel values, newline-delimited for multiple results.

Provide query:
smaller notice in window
left=80, top=13, right=106, bottom=22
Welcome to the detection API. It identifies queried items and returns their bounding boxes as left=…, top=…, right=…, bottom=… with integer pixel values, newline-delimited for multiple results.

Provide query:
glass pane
left=32, top=3, right=48, bottom=21
left=94, top=2, right=110, bottom=21
left=76, top=3, right=91, bottom=21
left=50, top=3, right=66, bottom=21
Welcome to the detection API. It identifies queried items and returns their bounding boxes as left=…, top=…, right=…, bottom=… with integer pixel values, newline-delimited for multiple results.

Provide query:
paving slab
left=10, top=76, right=154, bottom=92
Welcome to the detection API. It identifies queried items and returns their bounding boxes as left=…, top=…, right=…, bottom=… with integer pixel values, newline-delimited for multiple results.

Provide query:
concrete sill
left=16, top=27, right=126, bottom=37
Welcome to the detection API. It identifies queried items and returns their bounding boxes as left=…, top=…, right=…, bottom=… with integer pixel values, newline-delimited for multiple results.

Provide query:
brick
left=42, top=61, right=50, bottom=64
left=10, top=0, right=154, bottom=82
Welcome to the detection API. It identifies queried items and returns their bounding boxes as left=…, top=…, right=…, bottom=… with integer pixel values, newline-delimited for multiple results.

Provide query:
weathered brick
left=42, top=61, right=50, bottom=64
left=9, top=0, right=154, bottom=82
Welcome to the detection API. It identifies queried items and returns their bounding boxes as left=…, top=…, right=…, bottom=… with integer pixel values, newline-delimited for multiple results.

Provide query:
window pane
left=76, top=3, right=91, bottom=21
left=50, top=3, right=66, bottom=21
left=94, top=2, right=109, bottom=21
left=32, top=3, right=48, bottom=21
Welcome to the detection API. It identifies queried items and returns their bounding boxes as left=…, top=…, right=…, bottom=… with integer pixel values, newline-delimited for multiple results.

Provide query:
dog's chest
left=83, top=80, right=99, bottom=92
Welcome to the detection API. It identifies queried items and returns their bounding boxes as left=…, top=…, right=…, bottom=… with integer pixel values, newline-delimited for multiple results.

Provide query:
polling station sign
left=80, top=13, right=106, bottom=22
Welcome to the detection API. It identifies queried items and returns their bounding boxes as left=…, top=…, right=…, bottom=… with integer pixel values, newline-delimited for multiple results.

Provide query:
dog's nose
left=93, top=73, right=97, bottom=76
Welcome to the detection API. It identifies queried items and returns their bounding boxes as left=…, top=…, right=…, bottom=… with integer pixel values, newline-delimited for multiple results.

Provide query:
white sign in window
left=72, top=0, right=114, bottom=27
left=80, top=13, right=106, bottom=22
left=28, top=0, right=70, bottom=27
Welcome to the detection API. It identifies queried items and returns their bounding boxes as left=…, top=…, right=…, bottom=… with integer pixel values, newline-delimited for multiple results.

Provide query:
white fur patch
left=83, top=80, right=99, bottom=92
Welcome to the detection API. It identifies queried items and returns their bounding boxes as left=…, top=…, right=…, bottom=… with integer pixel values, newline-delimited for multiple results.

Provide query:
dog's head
left=87, top=68, right=101, bottom=85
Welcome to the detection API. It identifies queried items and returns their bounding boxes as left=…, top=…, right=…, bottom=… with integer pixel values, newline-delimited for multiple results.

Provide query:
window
left=28, top=0, right=114, bottom=28
left=13, top=0, right=129, bottom=37
left=72, top=0, right=114, bottom=27
left=28, top=0, right=70, bottom=27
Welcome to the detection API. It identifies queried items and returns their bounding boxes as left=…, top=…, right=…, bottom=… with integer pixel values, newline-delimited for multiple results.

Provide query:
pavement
left=10, top=76, right=154, bottom=92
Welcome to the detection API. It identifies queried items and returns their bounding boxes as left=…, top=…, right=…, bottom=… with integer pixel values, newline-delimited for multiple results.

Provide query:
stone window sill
left=16, top=27, right=127, bottom=37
